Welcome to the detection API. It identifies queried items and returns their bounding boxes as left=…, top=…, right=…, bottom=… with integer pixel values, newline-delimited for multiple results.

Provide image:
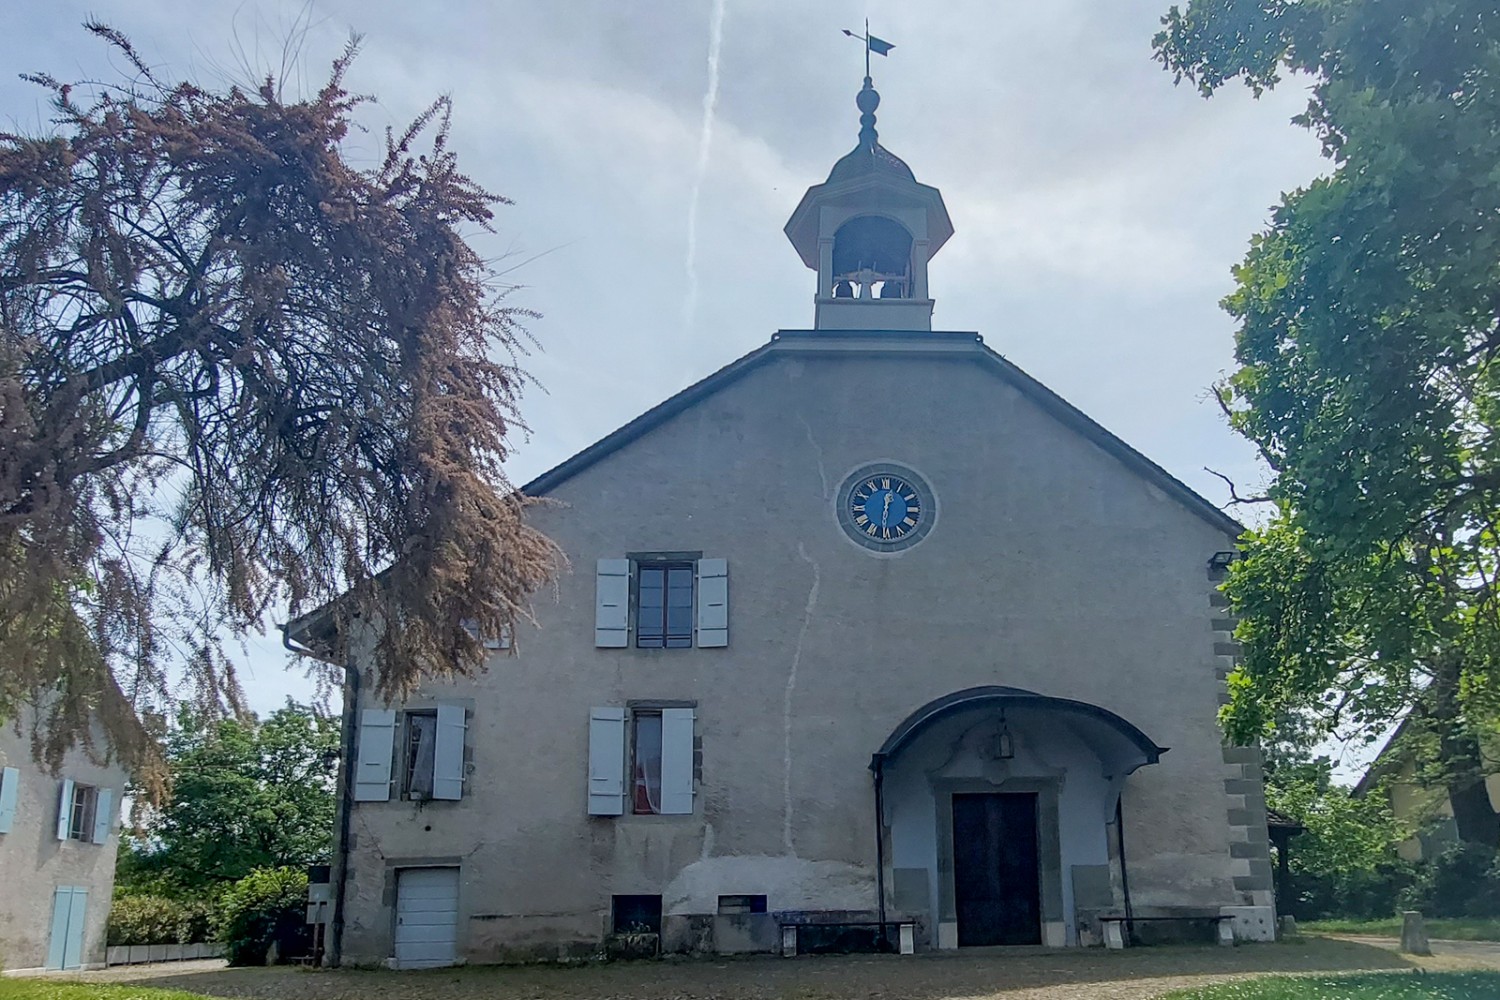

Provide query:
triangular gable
left=523, top=329, right=1245, bottom=540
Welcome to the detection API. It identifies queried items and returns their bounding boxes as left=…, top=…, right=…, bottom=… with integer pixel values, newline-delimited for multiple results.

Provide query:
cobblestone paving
left=60, top=938, right=1453, bottom=1000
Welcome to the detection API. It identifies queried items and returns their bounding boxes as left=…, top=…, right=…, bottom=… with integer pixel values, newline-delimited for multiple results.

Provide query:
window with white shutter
left=595, top=560, right=631, bottom=647
left=659, top=708, right=696, bottom=815
left=695, top=559, right=728, bottom=648
left=432, top=702, right=467, bottom=801
left=354, top=709, right=397, bottom=802
left=598, top=555, right=730, bottom=650
left=92, top=788, right=114, bottom=844
left=55, top=779, right=74, bottom=841
left=587, top=708, right=627, bottom=815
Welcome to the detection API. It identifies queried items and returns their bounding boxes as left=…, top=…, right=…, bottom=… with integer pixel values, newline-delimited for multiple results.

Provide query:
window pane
left=636, top=566, right=666, bottom=648
left=69, top=786, right=93, bottom=841
left=405, top=714, right=437, bottom=799
left=632, top=714, right=663, bottom=814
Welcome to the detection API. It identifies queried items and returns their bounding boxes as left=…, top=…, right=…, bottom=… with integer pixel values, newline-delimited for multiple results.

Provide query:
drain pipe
left=1116, top=794, right=1135, bottom=945
left=873, top=758, right=889, bottom=950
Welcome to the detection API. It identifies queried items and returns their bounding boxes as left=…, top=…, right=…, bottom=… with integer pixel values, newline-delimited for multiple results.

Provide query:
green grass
left=1302, top=918, right=1500, bottom=941
left=1158, top=971, right=1500, bottom=998
left=0, top=982, right=209, bottom=1000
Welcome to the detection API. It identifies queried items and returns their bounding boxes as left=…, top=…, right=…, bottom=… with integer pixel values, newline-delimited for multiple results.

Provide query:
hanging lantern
left=988, top=711, right=1015, bottom=761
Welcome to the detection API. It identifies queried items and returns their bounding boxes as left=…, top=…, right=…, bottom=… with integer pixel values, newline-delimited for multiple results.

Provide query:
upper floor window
left=55, top=778, right=111, bottom=845
left=68, top=784, right=98, bottom=841
left=635, top=564, right=694, bottom=649
left=402, top=710, right=438, bottom=800
left=595, top=557, right=728, bottom=649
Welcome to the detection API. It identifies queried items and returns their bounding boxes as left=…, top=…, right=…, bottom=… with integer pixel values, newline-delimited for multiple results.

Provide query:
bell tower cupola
left=783, top=72, right=953, bottom=331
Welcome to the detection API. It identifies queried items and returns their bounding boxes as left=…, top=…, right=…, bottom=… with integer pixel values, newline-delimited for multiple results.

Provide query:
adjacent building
left=290, top=73, right=1276, bottom=968
left=0, top=712, right=126, bottom=973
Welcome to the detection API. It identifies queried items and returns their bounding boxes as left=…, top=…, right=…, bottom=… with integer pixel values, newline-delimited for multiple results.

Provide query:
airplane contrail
left=682, top=0, right=727, bottom=334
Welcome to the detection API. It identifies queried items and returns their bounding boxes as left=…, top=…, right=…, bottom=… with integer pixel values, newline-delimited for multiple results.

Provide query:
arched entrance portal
left=870, top=687, right=1167, bottom=948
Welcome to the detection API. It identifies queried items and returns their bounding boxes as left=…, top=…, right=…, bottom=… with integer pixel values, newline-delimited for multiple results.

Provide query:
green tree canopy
left=1156, top=2, right=1500, bottom=842
left=0, top=25, right=557, bottom=785
left=118, top=702, right=339, bottom=894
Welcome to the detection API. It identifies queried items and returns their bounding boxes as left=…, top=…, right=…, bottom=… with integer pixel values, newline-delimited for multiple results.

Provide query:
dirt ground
left=60, top=937, right=1495, bottom=1000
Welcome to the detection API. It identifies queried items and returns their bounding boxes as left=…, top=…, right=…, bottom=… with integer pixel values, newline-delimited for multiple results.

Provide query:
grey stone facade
left=315, top=332, right=1276, bottom=965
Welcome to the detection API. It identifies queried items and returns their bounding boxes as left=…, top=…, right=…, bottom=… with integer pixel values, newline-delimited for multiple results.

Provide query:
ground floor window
left=612, top=894, right=662, bottom=936
left=717, top=894, right=767, bottom=915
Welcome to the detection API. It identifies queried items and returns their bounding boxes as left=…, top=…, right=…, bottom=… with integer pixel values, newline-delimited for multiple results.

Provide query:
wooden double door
left=952, top=792, right=1042, bottom=946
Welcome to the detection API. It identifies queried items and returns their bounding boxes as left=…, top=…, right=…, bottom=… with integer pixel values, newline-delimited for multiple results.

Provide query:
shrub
left=108, top=894, right=221, bottom=946
left=108, top=895, right=180, bottom=946
left=1401, top=843, right=1500, bottom=918
left=218, top=867, right=310, bottom=966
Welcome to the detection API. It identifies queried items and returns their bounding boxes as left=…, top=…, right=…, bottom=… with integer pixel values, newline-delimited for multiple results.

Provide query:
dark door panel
left=952, top=792, right=1041, bottom=946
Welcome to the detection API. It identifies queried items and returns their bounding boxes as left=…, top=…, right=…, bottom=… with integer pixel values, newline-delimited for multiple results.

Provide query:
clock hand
left=881, top=490, right=893, bottom=526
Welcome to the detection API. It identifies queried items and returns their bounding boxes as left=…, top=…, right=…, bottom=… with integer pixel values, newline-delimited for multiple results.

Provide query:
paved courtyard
left=65, top=938, right=1477, bottom=1000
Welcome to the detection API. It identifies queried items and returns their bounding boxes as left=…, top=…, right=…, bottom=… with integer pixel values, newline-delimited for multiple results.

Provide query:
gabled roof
left=524, top=329, right=1246, bottom=540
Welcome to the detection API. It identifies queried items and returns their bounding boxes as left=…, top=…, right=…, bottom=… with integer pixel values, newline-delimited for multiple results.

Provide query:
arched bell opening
left=831, top=215, right=913, bottom=299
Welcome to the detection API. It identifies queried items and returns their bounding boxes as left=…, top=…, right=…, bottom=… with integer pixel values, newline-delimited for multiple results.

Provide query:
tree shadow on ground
left=104, top=938, right=1415, bottom=1000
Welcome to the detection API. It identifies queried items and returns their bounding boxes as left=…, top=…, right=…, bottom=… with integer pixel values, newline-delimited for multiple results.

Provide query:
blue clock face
left=848, top=474, right=921, bottom=542
left=837, top=464, right=936, bottom=552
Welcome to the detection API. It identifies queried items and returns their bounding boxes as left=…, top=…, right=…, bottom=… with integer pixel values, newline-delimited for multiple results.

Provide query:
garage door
left=394, top=867, right=460, bottom=969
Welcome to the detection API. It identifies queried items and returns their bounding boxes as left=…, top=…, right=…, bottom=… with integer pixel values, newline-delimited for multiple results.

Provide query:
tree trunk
left=1431, top=658, right=1500, bottom=847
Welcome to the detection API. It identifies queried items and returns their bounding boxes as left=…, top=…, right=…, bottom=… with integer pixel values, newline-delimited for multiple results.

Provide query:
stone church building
left=290, top=75, right=1275, bottom=968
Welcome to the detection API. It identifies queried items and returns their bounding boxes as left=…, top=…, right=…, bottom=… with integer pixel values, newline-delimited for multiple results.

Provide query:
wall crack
left=784, top=542, right=820, bottom=856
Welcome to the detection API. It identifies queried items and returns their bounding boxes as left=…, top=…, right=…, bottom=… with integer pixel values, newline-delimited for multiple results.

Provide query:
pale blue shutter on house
left=587, top=707, right=626, bottom=816
left=659, top=708, right=696, bottom=815
left=56, top=778, right=74, bottom=840
left=46, top=887, right=72, bottom=969
left=92, top=788, right=113, bottom=844
left=432, top=702, right=466, bottom=801
left=46, top=886, right=87, bottom=970
left=0, top=766, right=18, bottom=834
left=695, top=559, right=728, bottom=648
left=595, top=559, right=631, bottom=647
left=353, top=709, right=397, bottom=802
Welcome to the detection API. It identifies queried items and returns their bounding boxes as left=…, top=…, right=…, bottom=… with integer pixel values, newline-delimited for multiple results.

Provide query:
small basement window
left=612, top=894, right=663, bottom=936
left=717, top=894, right=767, bottom=915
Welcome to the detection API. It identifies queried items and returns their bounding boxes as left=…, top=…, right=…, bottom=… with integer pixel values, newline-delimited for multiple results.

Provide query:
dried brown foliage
left=0, top=26, right=558, bottom=788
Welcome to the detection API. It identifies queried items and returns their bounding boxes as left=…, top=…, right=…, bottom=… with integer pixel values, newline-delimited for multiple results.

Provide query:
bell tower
left=783, top=75, right=953, bottom=331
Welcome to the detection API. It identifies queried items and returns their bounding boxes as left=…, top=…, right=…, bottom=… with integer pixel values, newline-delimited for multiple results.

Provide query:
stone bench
left=1098, top=915, right=1235, bottom=949
left=777, top=919, right=916, bottom=956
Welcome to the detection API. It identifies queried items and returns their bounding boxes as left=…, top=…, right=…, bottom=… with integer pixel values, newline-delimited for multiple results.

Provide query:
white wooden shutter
left=695, top=559, right=728, bottom=647
left=595, top=559, right=631, bottom=647
left=56, top=778, right=74, bottom=840
left=0, top=766, right=18, bottom=834
left=660, top=708, right=696, bottom=815
left=353, top=709, right=397, bottom=802
left=432, top=702, right=467, bottom=801
left=587, top=707, right=627, bottom=816
left=92, top=788, right=113, bottom=844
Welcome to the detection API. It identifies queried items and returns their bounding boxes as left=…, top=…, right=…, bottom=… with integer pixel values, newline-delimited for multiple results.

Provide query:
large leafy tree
left=118, top=702, right=339, bottom=894
left=1155, top=1, right=1500, bottom=843
left=0, top=26, right=556, bottom=783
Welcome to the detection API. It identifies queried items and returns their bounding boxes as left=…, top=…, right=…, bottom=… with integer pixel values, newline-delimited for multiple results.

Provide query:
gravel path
left=59, top=938, right=1446, bottom=1000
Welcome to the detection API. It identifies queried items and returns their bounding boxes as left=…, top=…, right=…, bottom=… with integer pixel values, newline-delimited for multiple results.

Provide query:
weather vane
left=842, top=20, right=894, bottom=81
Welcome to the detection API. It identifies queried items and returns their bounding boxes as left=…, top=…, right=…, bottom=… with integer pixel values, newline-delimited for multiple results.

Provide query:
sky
left=3, top=2, right=1344, bottom=760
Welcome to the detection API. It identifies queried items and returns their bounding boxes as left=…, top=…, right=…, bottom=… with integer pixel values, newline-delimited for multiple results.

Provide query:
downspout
left=1115, top=794, right=1134, bottom=945
left=873, top=757, right=888, bottom=950
left=282, top=625, right=356, bottom=969
left=328, top=660, right=358, bottom=968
